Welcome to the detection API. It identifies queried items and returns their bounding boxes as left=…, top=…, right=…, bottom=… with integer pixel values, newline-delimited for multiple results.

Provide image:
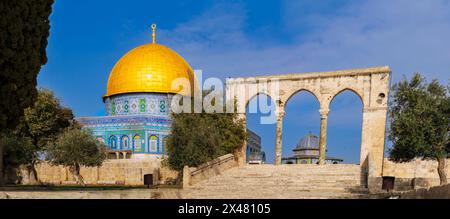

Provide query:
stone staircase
left=183, top=164, right=371, bottom=199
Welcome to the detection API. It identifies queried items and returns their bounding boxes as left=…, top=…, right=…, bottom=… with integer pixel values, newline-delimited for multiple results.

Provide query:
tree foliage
left=388, top=73, right=450, bottom=184
left=17, top=88, right=74, bottom=151
left=1, top=132, right=34, bottom=169
left=2, top=88, right=74, bottom=184
left=47, top=128, right=106, bottom=185
left=13, top=89, right=74, bottom=164
left=166, top=95, right=247, bottom=171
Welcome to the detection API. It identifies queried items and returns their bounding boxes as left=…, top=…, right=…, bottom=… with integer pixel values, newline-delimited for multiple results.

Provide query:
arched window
left=121, top=135, right=130, bottom=150
left=133, top=135, right=141, bottom=153
left=149, top=135, right=158, bottom=153
left=109, top=135, right=118, bottom=150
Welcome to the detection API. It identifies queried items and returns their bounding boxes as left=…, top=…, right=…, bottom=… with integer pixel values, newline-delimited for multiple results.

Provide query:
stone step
left=185, top=191, right=370, bottom=199
left=190, top=183, right=365, bottom=189
left=194, top=181, right=363, bottom=187
left=236, top=168, right=360, bottom=171
left=214, top=170, right=362, bottom=175
left=222, top=176, right=362, bottom=180
left=198, top=179, right=361, bottom=184
left=199, top=178, right=362, bottom=183
left=239, top=167, right=361, bottom=171
left=187, top=188, right=367, bottom=193
left=233, top=171, right=361, bottom=174
left=185, top=164, right=368, bottom=199
left=196, top=184, right=362, bottom=188
left=190, top=184, right=365, bottom=189
left=209, top=173, right=359, bottom=176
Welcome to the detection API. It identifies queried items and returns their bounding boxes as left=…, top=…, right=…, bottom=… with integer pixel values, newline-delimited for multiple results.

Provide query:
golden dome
left=105, top=26, right=195, bottom=97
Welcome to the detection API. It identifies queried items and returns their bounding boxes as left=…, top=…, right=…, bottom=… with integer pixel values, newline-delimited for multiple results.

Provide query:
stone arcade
left=227, top=66, right=391, bottom=185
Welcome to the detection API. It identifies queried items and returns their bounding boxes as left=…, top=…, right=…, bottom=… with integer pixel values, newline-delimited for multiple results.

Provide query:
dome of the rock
left=105, top=40, right=195, bottom=97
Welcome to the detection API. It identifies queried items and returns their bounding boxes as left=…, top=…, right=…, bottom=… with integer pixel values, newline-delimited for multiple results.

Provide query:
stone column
left=275, top=111, right=285, bottom=165
left=318, top=109, right=329, bottom=165
left=122, top=152, right=127, bottom=159
left=115, top=151, right=120, bottom=159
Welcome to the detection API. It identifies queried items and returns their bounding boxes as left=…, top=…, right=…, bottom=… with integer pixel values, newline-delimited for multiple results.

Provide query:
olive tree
left=47, top=128, right=106, bottom=185
left=166, top=92, right=247, bottom=171
left=12, top=88, right=74, bottom=184
left=389, top=73, right=449, bottom=185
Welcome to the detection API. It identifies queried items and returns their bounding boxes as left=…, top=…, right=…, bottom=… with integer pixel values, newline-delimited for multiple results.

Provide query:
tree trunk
left=69, top=164, right=85, bottom=186
left=19, top=164, right=40, bottom=185
left=28, top=164, right=40, bottom=184
left=437, top=157, right=447, bottom=185
left=0, top=136, right=4, bottom=186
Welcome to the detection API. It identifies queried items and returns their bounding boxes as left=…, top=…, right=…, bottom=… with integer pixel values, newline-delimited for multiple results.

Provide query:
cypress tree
left=0, top=1, right=54, bottom=185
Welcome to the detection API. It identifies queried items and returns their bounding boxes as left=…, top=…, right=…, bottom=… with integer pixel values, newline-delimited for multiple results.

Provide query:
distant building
left=282, top=133, right=343, bottom=164
left=246, top=130, right=266, bottom=164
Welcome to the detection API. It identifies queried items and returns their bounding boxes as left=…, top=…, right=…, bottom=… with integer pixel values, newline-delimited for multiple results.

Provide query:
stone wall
left=1, top=188, right=183, bottom=199
left=33, top=159, right=179, bottom=186
left=382, top=158, right=450, bottom=190
left=399, top=183, right=450, bottom=199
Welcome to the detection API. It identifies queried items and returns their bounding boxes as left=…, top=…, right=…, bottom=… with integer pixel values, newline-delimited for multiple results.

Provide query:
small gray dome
left=296, top=133, right=319, bottom=149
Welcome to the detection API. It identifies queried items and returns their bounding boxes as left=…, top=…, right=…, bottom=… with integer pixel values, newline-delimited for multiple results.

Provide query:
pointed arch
left=285, top=89, right=320, bottom=107
left=133, top=134, right=142, bottom=153
left=245, top=93, right=277, bottom=164
left=109, top=135, right=118, bottom=150
left=327, top=89, right=364, bottom=164
left=282, top=89, right=321, bottom=162
left=148, top=135, right=159, bottom=153
left=330, top=88, right=364, bottom=108
left=245, top=92, right=276, bottom=109
left=121, top=135, right=130, bottom=150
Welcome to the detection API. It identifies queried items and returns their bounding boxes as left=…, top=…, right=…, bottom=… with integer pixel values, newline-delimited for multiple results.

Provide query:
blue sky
left=38, top=0, right=450, bottom=164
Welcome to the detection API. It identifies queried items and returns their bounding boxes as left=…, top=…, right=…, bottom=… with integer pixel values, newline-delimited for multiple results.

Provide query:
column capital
left=319, top=109, right=330, bottom=118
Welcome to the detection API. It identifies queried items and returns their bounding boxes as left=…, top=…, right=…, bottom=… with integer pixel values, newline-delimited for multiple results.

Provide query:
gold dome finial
left=151, top=24, right=157, bottom=44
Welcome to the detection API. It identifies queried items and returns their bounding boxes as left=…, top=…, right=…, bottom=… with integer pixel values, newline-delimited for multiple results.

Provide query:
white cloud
left=157, top=0, right=450, bottom=82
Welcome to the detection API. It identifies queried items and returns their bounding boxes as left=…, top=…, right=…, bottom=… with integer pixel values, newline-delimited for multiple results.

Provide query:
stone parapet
left=32, top=159, right=163, bottom=186
left=398, top=183, right=450, bottom=199
left=382, top=158, right=450, bottom=191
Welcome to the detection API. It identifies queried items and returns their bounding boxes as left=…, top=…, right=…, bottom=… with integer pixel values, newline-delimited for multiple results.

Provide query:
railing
left=190, top=154, right=235, bottom=176
left=183, top=154, right=237, bottom=187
